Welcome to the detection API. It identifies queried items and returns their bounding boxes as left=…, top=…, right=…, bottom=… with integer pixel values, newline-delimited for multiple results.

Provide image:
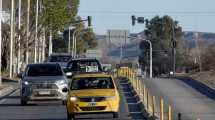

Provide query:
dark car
left=47, top=54, right=73, bottom=70
left=65, top=58, right=103, bottom=77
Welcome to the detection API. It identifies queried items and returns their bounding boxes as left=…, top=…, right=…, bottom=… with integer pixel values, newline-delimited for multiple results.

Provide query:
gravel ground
left=189, top=70, right=215, bottom=90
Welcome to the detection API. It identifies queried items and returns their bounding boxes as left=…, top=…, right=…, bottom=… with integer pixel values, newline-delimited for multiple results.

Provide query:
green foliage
left=41, top=0, right=79, bottom=34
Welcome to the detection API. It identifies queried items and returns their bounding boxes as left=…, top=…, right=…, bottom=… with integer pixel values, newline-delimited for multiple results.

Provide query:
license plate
left=88, top=102, right=97, bottom=106
left=39, top=91, right=51, bottom=95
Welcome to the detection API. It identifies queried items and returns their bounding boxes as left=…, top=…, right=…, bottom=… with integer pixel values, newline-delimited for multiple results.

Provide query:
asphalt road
left=143, top=77, right=215, bottom=120
left=0, top=79, right=132, bottom=120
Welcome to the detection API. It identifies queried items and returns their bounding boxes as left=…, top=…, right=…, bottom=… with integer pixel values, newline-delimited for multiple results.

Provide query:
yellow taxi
left=65, top=73, right=120, bottom=119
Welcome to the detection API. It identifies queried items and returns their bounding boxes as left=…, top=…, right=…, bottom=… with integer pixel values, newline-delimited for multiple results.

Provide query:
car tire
left=62, top=100, right=67, bottom=105
left=21, top=99, right=27, bottom=105
left=113, top=112, right=119, bottom=118
left=67, top=113, right=75, bottom=120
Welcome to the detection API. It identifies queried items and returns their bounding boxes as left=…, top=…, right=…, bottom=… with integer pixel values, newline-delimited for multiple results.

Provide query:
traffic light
left=137, top=17, right=145, bottom=24
left=131, top=15, right=136, bottom=26
left=87, top=16, right=92, bottom=27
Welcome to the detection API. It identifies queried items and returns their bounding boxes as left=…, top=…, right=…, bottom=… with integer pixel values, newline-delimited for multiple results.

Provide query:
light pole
left=68, top=26, right=75, bottom=54
left=34, top=0, right=39, bottom=63
left=131, top=15, right=152, bottom=78
left=72, top=29, right=78, bottom=57
left=17, top=0, right=21, bottom=74
left=26, top=0, right=30, bottom=64
left=10, top=0, right=15, bottom=78
left=0, top=0, right=2, bottom=84
left=129, top=36, right=153, bottom=78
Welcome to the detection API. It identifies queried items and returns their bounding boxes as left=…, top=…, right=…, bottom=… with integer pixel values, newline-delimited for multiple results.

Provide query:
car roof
left=71, top=58, right=98, bottom=61
left=27, top=63, right=61, bottom=67
left=72, top=72, right=112, bottom=79
left=50, top=53, right=72, bottom=56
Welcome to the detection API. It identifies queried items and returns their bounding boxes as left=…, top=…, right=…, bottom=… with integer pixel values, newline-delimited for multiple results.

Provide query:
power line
left=80, top=10, right=215, bottom=16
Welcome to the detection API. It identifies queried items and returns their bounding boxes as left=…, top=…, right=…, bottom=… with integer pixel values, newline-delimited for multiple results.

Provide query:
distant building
left=106, top=29, right=130, bottom=47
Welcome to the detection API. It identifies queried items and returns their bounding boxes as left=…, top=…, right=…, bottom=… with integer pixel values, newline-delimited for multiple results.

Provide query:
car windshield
left=70, top=77, right=114, bottom=90
left=49, top=56, right=72, bottom=62
left=26, top=64, right=63, bottom=76
left=68, top=60, right=102, bottom=72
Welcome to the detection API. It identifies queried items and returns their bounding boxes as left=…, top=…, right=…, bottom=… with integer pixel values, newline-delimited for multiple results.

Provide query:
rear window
left=70, top=77, right=114, bottom=90
left=49, top=56, right=72, bottom=62
left=26, top=64, right=63, bottom=76
left=68, top=60, right=102, bottom=72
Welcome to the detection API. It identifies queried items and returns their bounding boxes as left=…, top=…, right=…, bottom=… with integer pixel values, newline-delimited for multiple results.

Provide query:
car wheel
left=21, top=99, right=27, bottom=105
left=113, top=112, right=119, bottom=118
left=62, top=100, right=67, bottom=105
left=67, top=112, right=75, bottom=120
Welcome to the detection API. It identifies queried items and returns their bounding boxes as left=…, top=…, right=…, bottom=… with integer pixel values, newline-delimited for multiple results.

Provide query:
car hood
left=70, top=89, right=116, bottom=97
left=23, top=76, right=66, bottom=82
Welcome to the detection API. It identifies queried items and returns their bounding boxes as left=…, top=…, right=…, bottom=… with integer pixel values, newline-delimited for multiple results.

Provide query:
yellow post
left=152, top=96, right=156, bottom=117
left=160, top=97, right=164, bottom=120
left=168, top=105, right=172, bottom=120
left=143, top=84, right=146, bottom=103
left=147, top=90, right=149, bottom=110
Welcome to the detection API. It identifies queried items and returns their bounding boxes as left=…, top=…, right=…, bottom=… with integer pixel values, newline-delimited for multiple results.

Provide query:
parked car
left=19, top=63, right=68, bottom=105
left=47, top=53, right=73, bottom=70
left=65, top=58, right=103, bottom=77
left=65, top=72, right=120, bottom=119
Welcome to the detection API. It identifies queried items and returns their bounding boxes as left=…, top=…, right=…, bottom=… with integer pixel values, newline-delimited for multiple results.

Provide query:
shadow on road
left=176, top=77, right=215, bottom=101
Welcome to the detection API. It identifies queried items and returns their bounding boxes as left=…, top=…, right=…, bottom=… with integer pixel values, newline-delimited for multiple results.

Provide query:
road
left=0, top=78, right=135, bottom=120
left=143, top=77, right=215, bottom=120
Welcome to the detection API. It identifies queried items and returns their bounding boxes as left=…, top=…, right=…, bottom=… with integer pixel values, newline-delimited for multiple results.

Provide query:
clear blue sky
left=78, top=0, right=215, bottom=34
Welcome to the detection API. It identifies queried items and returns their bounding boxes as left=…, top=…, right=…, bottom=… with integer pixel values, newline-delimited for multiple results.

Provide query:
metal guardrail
left=116, top=67, right=201, bottom=120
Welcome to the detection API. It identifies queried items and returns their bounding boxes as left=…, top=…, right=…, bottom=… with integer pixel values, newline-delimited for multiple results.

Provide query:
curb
left=0, top=85, right=15, bottom=99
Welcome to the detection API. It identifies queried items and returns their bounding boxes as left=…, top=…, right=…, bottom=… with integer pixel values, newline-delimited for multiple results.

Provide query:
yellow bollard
left=160, top=97, right=164, bottom=120
left=168, top=105, right=172, bottom=120
left=146, top=90, right=149, bottom=111
left=143, top=84, right=146, bottom=103
left=152, top=96, right=156, bottom=117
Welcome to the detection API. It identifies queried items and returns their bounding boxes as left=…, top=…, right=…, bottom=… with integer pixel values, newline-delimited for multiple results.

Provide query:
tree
left=1, top=0, right=80, bottom=72
left=140, top=15, right=183, bottom=75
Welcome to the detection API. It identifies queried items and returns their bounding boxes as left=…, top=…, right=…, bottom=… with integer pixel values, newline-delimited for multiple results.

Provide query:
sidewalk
left=0, top=78, right=18, bottom=99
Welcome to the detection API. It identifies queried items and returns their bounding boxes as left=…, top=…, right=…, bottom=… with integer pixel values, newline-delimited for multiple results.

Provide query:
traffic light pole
left=129, top=36, right=152, bottom=78
left=0, top=0, right=2, bottom=84
left=172, top=23, right=176, bottom=76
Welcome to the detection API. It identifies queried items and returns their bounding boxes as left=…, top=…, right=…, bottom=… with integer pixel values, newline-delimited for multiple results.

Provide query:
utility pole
left=131, top=15, right=153, bottom=78
left=0, top=0, right=2, bottom=84
left=42, top=28, right=46, bottom=61
left=9, top=0, right=15, bottom=78
left=72, top=29, right=78, bottom=57
left=34, top=0, right=39, bottom=63
left=48, top=30, right=52, bottom=56
left=17, top=0, right=22, bottom=74
left=68, top=28, right=71, bottom=54
left=26, top=0, right=30, bottom=64
left=172, top=23, right=176, bottom=76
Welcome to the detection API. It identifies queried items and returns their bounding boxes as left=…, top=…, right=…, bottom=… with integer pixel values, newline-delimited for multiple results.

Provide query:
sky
left=78, top=0, right=215, bottom=34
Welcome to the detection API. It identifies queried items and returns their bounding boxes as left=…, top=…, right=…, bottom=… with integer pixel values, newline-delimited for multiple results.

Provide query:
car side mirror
left=17, top=72, right=23, bottom=78
left=62, top=87, right=68, bottom=93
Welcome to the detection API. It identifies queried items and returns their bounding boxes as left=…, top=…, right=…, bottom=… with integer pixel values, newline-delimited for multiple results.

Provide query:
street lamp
left=68, top=26, right=75, bottom=54
left=129, top=36, right=152, bottom=78
left=0, top=0, right=2, bottom=84
left=131, top=15, right=152, bottom=78
left=132, top=15, right=177, bottom=76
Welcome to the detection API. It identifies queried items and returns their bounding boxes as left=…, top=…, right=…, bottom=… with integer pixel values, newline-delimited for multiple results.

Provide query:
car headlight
left=56, top=80, right=66, bottom=85
left=23, top=81, right=29, bottom=85
left=105, top=96, right=116, bottom=100
left=70, top=96, right=78, bottom=101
